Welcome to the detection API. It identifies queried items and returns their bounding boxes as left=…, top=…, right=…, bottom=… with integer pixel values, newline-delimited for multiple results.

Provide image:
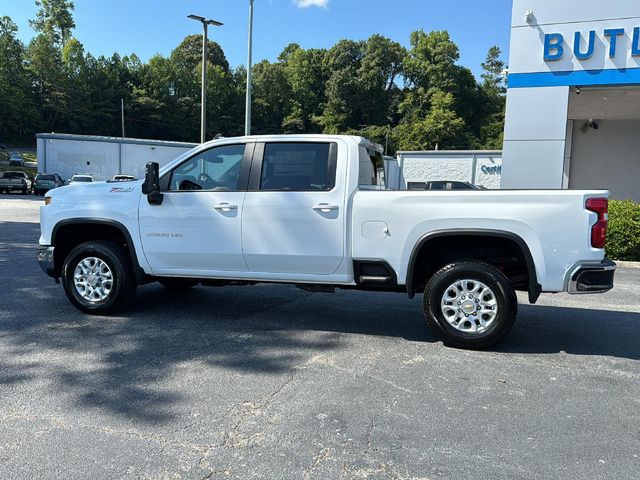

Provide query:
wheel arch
left=406, top=229, right=541, bottom=303
left=51, top=218, right=145, bottom=283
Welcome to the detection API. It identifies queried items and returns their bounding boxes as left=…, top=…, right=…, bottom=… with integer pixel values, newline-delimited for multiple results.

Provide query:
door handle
left=214, top=202, right=238, bottom=212
left=312, top=203, right=339, bottom=213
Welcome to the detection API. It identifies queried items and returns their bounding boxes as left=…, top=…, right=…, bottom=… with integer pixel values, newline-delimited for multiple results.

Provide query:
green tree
left=477, top=46, right=507, bottom=149
left=318, top=35, right=405, bottom=133
left=27, top=33, right=69, bottom=132
left=0, top=16, right=36, bottom=141
left=282, top=45, right=328, bottom=133
left=481, top=45, right=506, bottom=96
left=61, top=38, right=91, bottom=133
left=252, top=60, right=292, bottom=134
left=394, top=89, right=465, bottom=151
left=30, top=0, right=75, bottom=46
left=358, top=35, right=405, bottom=126
left=403, top=30, right=460, bottom=93
left=1, top=10, right=508, bottom=149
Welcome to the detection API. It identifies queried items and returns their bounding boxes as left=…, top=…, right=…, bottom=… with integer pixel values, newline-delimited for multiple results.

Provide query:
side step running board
left=359, top=275, right=392, bottom=283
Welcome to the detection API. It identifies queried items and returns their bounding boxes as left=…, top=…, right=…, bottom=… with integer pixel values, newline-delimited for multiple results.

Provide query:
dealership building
left=502, top=0, right=640, bottom=201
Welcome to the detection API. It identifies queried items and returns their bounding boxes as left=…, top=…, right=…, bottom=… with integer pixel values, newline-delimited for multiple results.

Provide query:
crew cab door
left=242, top=141, right=346, bottom=275
left=138, top=143, right=252, bottom=275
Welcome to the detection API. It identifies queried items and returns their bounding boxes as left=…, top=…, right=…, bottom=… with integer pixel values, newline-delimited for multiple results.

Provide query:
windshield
left=3, top=172, right=24, bottom=179
left=37, top=175, right=55, bottom=181
left=72, top=176, right=92, bottom=182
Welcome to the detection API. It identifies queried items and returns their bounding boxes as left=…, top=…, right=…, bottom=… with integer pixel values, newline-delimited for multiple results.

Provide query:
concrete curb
left=615, top=260, right=640, bottom=269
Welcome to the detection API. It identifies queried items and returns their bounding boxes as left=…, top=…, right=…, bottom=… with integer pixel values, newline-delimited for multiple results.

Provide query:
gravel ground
left=0, top=194, right=639, bottom=480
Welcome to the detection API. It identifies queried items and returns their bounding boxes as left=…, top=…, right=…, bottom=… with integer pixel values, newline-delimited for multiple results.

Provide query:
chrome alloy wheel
left=74, top=257, right=114, bottom=302
left=440, top=279, right=498, bottom=333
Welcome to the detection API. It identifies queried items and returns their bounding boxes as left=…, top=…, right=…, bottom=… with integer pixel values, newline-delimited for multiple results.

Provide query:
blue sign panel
left=510, top=26, right=640, bottom=88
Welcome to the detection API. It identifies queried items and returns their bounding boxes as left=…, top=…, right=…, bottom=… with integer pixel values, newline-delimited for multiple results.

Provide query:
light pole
left=188, top=14, right=223, bottom=143
left=245, top=0, right=254, bottom=136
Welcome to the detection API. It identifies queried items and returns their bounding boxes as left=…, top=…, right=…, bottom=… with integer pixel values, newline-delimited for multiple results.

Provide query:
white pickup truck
left=38, top=135, right=615, bottom=349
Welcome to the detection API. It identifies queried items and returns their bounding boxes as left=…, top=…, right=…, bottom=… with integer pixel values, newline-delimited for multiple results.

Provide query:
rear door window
left=259, top=143, right=335, bottom=191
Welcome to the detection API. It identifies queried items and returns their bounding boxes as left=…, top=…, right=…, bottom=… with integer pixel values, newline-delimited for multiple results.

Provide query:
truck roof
left=204, top=134, right=384, bottom=153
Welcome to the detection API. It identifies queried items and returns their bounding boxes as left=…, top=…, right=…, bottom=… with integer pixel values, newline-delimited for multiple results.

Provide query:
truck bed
left=351, top=189, right=606, bottom=292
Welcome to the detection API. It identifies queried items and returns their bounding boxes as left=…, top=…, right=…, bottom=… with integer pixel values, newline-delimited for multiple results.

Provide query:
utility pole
left=201, top=22, right=208, bottom=143
left=121, top=98, right=125, bottom=138
left=385, top=124, right=392, bottom=156
left=245, top=0, right=254, bottom=136
left=188, top=15, right=223, bottom=143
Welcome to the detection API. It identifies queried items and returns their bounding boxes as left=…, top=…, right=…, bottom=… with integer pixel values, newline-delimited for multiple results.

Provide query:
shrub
left=606, top=199, right=640, bottom=261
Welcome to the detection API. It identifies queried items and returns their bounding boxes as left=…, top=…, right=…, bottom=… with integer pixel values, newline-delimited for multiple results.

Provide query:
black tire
left=158, top=278, right=200, bottom=289
left=423, top=261, right=517, bottom=349
left=61, top=240, right=137, bottom=314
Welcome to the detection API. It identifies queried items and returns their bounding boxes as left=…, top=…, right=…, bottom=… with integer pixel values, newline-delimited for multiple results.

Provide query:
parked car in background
left=33, top=173, right=65, bottom=195
left=0, top=171, right=32, bottom=194
left=8, top=152, right=24, bottom=167
left=112, top=174, right=135, bottom=181
left=68, top=174, right=94, bottom=185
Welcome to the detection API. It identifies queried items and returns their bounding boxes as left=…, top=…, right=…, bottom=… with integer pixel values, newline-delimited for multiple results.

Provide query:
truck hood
left=47, top=180, right=143, bottom=199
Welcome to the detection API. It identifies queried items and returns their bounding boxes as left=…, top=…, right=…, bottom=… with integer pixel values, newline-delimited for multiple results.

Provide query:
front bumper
left=568, top=259, right=616, bottom=294
left=37, top=246, right=56, bottom=278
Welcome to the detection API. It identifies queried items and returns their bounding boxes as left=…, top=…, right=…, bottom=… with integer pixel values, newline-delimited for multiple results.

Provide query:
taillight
left=586, top=197, right=608, bottom=249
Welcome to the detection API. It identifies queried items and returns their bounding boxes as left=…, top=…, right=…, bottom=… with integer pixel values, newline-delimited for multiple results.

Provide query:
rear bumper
left=567, top=259, right=616, bottom=294
left=0, top=184, right=27, bottom=191
left=37, top=246, right=56, bottom=278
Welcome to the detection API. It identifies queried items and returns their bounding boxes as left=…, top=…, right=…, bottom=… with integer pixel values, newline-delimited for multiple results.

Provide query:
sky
left=2, top=0, right=513, bottom=77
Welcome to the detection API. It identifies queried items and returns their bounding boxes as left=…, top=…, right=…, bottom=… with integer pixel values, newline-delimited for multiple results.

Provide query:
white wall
left=398, top=152, right=502, bottom=189
left=121, top=143, right=192, bottom=179
left=501, top=86, right=569, bottom=189
left=569, top=119, right=640, bottom=201
left=38, top=137, right=194, bottom=181
left=474, top=156, right=503, bottom=189
left=39, top=138, right=120, bottom=181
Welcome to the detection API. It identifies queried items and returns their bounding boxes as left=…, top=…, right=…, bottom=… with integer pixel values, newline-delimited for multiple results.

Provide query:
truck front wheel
left=61, top=241, right=137, bottom=314
left=423, top=261, right=517, bottom=349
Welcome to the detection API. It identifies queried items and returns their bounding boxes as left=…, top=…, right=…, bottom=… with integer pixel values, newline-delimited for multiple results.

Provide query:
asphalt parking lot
left=0, top=194, right=639, bottom=480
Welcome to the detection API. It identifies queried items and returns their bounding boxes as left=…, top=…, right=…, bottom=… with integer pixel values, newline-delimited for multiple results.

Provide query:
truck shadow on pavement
left=500, top=304, right=640, bottom=358
left=3, top=284, right=640, bottom=424
left=1, top=226, right=639, bottom=424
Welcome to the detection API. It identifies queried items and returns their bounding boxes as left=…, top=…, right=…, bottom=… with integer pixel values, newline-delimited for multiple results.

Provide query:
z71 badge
left=110, top=187, right=134, bottom=193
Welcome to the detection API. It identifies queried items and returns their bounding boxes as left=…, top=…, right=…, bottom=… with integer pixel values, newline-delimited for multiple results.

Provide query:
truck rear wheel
left=61, top=241, right=137, bottom=314
left=423, top=261, right=517, bottom=349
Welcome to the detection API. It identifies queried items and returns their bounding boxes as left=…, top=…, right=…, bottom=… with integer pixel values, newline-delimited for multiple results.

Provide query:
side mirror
left=142, top=162, right=163, bottom=205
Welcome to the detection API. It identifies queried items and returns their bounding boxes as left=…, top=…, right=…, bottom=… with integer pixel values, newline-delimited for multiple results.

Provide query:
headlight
left=44, top=197, right=52, bottom=205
